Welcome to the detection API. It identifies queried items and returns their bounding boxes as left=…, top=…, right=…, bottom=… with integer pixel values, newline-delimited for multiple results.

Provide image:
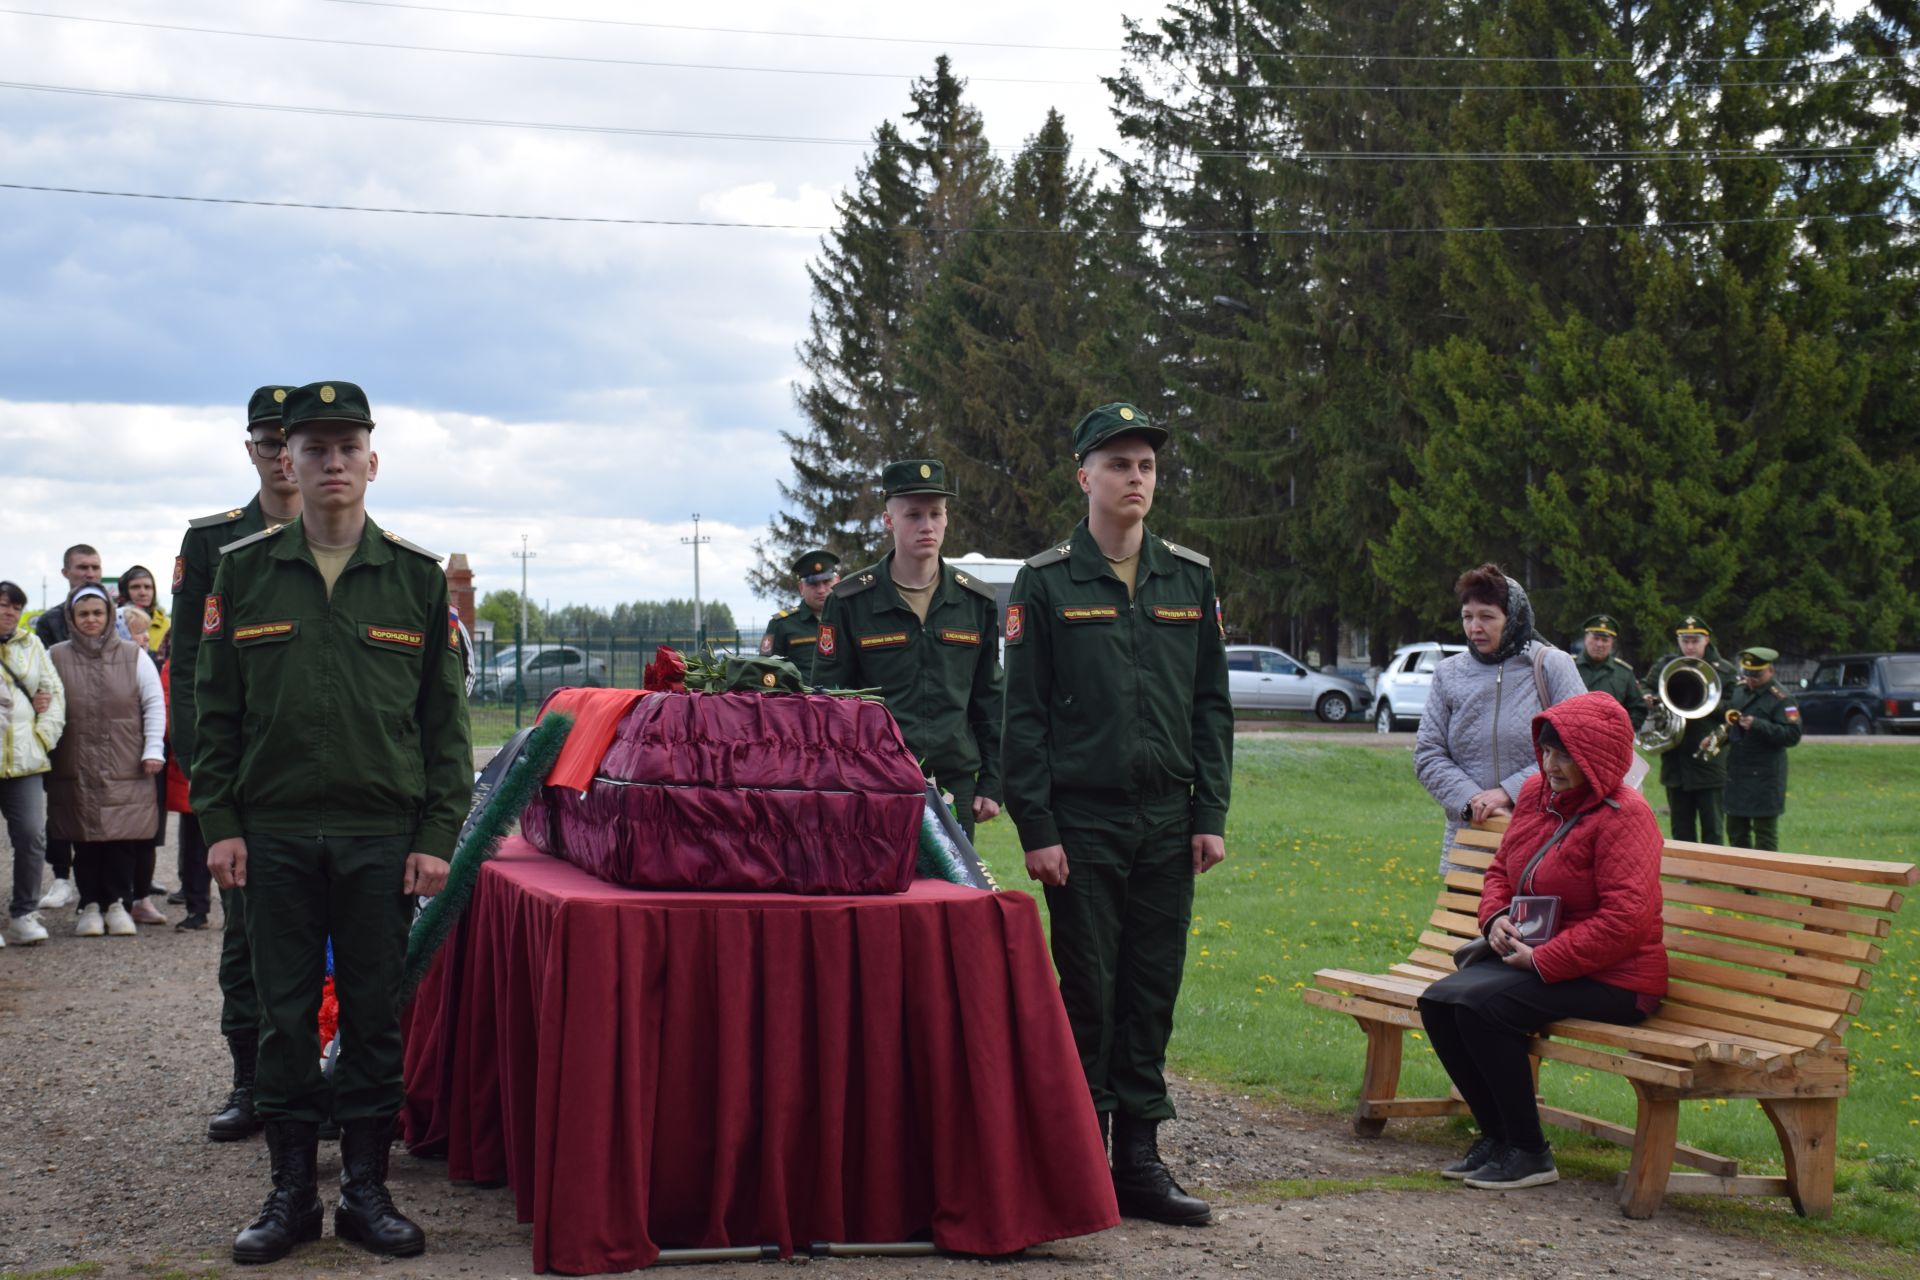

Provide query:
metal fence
left=465, top=629, right=743, bottom=745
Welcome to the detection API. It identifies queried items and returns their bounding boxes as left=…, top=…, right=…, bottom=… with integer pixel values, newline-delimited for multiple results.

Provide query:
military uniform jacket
left=170, top=496, right=276, bottom=776
left=191, top=515, right=472, bottom=859
left=1644, top=649, right=1740, bottom=790
left=811, top=553, right=1004, bottom=799
left=1725, top=681, right=1802, bottom=817
left=760, top=605, right=822, bottom=660
left=1002, top=521, right=1233, bottom=852
left=1576, top=653, right=1647, bottom=731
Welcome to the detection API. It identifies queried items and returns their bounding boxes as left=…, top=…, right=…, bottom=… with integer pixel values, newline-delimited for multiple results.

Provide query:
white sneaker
left=38, top=877, right=77, bottom=910
left=75, top=904, right=105, bottom=937
left=104, top=902, right=137, bottom=936
left=7, top=912, right=50, bottom=945
left=129, top=899, right=167, bottom=926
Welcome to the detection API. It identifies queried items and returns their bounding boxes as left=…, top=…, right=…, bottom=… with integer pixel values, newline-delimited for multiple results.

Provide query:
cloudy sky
left=0, top=0, right=1164, bottom=634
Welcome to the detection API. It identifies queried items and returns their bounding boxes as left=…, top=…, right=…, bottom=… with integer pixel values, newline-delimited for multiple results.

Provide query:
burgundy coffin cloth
left=402, top=840, right=1119, bottom=1272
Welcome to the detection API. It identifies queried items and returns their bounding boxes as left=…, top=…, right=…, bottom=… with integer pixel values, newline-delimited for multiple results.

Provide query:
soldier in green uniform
left=1574, top=613, right=1645, bottom=732
left=194, top=382, right=470, bottom=1263
left=1641, top=615, right=1738, bottom=845
left=759, top=549, right=839, bottom=660
left=1724, top=647, right=1802, bottom=851
left=1003, top=404, right=1233, bottom=1227
left=171, top=385, right=303, bottom=1141
left=811, top=462, right=1002, bottom=837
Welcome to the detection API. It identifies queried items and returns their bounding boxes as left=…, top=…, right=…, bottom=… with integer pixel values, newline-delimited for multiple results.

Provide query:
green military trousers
left=1043, top=814, right=1194, bottom=1121
left=946, top=774, right=978, bottom=842
left=1726, top=814, right=1781, bottom=852
left=218, top=886, right=259, bottom=1036
left=245, top=830, right=413, bottom=1125
left=1666, top=786, right=1725, bottom=846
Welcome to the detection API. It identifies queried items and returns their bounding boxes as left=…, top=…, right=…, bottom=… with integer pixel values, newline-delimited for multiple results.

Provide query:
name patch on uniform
left=1005, top=604, right=1025, bottom=644
left=1060, top=605, right=1119, bottom=623
left=938, top=628, right=981, bottom=646
left=233, top=621, right=295, bottom=643
left=172, top=555, right=186, bottom=592
left=202, top=594, right=223, bottom=637
left=859, top=631, right=910, bottom=650
left=789, top=634, right=817, bottom=647
left=818, top=624, right=837, bottom=657
left=366, top=625, right=424, bottom=648
left=1150, top=605, right=1203, bottom=623
left=759, top=632, right=775, bottom=655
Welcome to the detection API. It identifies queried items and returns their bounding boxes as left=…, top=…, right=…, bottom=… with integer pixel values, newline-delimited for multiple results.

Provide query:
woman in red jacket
left=1417, top=691, right=1667, bottom=1191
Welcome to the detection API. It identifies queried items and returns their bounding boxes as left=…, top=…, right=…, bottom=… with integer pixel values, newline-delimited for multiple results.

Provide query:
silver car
left=476, top=644, right=607, bottom=703
left=1225, top=646, right=1372, bottom=722
left=1372, top=642, right=1467, bottom=732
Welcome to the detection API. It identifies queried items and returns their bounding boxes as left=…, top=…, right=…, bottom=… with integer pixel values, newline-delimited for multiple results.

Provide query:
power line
left=0, top=179, right=1885, bottom=238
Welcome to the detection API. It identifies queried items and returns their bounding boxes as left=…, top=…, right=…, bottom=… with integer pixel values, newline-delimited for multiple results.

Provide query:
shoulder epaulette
left=833, top=572, right=880, bottom=598
left=189, top=507, right=249, bottom=530
left=1025, top=542, right=1073, bottom=570
left=218, top=523, right=289, bottom=555
left=1615, top=657, right=1634, bottom=669
left=1161, top=538, right=1211, bottom=568
left=951, top=569, right=998, bottom=602
left=380, top=530, right=442, bottom=562
left=775, top=609, right=791, bottom=620
left=1770, top=684, right=1787, bottom=698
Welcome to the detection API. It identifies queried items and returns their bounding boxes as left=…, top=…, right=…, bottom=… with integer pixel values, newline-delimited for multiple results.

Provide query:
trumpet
left=1634, top=656, right=1724, bottom=756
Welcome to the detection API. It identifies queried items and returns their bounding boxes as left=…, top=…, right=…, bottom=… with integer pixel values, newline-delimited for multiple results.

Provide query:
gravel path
left=0, top=842, right=1863, bottom=1280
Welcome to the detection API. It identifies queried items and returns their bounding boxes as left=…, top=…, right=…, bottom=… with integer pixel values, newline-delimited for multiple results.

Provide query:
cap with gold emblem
left=1674, top=615, right=1712, bottom=637
left=282, top=381, right=375, bottom=437
left=1739, top=646, right=1779, bottom=671
left=791, top=548, right=841, bottom=583
left=247, top=385, right=297, bottom=427
left=1072, top=402, right=1168, bottom=461
left=881, top=458, right=957, bottom=499
left=1582, top=613, right=1620, bottom=637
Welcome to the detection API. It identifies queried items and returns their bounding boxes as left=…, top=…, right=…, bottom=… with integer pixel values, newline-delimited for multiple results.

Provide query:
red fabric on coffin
left=523, top=691, right=926, bottom=895
left=537, top=686, right=647, bottom=793
left=401, top=840, right=1118, bottom=1272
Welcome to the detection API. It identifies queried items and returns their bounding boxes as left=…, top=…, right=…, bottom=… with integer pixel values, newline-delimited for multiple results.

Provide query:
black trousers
left=1418, top=964, right=1644, bottom=1152
left=73, top=840, right=144, bottom=910
left=175, top=811, right=211, bottom=916
left=48, top=836, right=72, bottom=879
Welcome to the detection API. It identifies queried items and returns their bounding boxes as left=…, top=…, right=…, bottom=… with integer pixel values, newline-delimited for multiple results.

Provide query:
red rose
left=643, top=645, right=688, bottom=693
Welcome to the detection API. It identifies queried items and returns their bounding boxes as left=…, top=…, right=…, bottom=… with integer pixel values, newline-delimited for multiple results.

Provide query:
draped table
left=401, top=839, right=1118, bottom=1273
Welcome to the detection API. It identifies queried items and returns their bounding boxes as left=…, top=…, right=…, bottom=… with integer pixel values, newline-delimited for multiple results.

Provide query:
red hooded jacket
left=1478, top=691, right=1668, bottom=999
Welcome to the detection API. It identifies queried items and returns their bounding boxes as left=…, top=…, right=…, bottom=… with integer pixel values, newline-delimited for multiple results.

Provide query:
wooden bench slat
left=1666, top=959, right=1859, bottom=1016
left=1538, top=1017, right=1713, bottom=1063
left=1451, top=827, right=1504, bottom=850
left=1442, top=870, right=1486, bottom=894
left=1642, top=1007, right=1828, bottom=1053
left=1408, top=947, right=1459, bottom=972
left=1662, top=858, right=1903, bottom=912
left=1389, top=962, right=1451, bottom=983
left=1536, top=1105, right=1740, bottom=1176
left=1662, top=930, right=1869, bottom=990
left=1436, top=890, right=1483, bottom=914
left=1417, top=929, right=1473, bottom=956
left=1313, top=969, right=1426, bottom=1006
left=1299, top=989, right=1422, bottom=1028
left=1656, top=839, right=1919, bottom=887
left=1446, top=849, right=1494, bottom=870
left=1662, top=980, right=1848, bottom=1036
left=1530, top=1037, right=1693, bottom=1088
left=1635, top=1018, right=1809, bottom=1066
left=1662, top=906, right=1883, bottom=964
left=1662, top=881, right=1890, bottom=939
left=1427, top=907, right=1482, bottom=938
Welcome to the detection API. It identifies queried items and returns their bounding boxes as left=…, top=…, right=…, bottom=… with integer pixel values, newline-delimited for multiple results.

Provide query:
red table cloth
left=402, top=840, right=1118, bottom=1273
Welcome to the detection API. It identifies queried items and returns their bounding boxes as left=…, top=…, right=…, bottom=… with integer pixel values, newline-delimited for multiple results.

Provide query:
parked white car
left=1226, top=646, right=1373, bottom=722
left=1372, top=642, right=1468, bottom=732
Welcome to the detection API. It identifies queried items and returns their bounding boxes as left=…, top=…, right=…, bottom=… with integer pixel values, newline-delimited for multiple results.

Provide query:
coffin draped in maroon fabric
left=523, top=690, right=927, bottom=895
left=401, top=842, right=1120, bottom=1272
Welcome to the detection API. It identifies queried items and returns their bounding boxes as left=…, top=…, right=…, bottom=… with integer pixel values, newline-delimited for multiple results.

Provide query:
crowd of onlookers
left=3, top=543, right=209, bottom=947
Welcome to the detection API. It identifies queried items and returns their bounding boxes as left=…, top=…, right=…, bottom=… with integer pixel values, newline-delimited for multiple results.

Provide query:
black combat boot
left=207, top=1032, right=261, bottom=1142
left=1098, top=1110, right=1112, bottom=1156
left=232, top=1120, right=323, bottom=1263
left=1110, top=1114, right=1212, bottom=1226
left=334, top=1116, right=426, bottom=1257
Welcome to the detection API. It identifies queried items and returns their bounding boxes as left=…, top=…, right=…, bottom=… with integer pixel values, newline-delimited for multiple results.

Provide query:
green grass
left=969, top=739, right=1920, bottom=1257
left=2, top=1265, right=105, bottom=1280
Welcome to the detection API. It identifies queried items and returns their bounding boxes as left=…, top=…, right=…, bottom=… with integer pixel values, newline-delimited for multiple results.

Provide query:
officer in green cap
left=1724, top=646, right=1802, bottom=850
left=811, top=460, right=1003, bottom=837
left=194, top=381, right=470, bottom=1263
left=170, top=385, right=303, bottom=1141
left=1640, top=615, right=1738, bottom=844
left=1574, top=613, right=1645, bottom=731
left=1003, top=403, right=1232, bottom=1227
left=760, top=549, right=840, bottom=660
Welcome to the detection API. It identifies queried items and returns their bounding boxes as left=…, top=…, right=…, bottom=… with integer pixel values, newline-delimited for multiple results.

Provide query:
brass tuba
left=1633, top=656, right=1724, bottom=756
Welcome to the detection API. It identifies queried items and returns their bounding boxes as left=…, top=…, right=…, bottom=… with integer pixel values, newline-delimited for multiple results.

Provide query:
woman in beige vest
left=47, top=585, right=165, bottom=936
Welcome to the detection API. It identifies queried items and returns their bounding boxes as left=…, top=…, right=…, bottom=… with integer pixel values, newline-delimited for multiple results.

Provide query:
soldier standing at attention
left=811, top=462, right=1002, bottom=837
left=1002, top=404, right=1232, bottom=1227
left=1724, top=647, right=1802, bottom=851
left=1642, top=616, right=1738, bottom=844
left=171, top=385, right=302, bottom=1141
left=1574, top=614, right=1645, bottom=732
left=759, top=549, right=839, bottom=660
left=194, top=382, right=470, bottom=1263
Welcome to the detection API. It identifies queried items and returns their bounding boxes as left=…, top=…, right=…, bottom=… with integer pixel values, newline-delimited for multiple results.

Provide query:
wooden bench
left=1302, top=819, right=1916, bottom=1218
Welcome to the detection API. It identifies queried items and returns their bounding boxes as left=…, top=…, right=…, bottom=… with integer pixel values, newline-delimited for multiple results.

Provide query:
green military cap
left=1582, top=613, right=1620, bottom=637
left=1740, top=646, right=1779, bottom=671
left=1072, top=402, right=1168, bottom=461
left=282, top=381, right=375, bottom=437
left=720, top=654, right=806, bottom=693
left=247, top=385, right=297, bottom=427
left=791, top=549, right=840, bottom=583
left=1675, top=614, right=1712, bottom=637
left=882, top=459, right=957, bottom=499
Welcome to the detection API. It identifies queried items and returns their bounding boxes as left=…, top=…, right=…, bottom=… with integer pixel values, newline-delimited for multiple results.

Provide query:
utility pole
left=681, top=514, right=711, bottom=650
left=512, top=534, right=537, bottom=728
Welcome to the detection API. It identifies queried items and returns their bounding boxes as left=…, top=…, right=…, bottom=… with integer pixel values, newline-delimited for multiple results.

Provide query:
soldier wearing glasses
left=170, top=385, right=303, bottom=1142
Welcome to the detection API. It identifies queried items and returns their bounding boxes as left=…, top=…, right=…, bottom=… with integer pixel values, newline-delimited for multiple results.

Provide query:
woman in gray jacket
left=1415, top=564, right=1585, bottom=870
